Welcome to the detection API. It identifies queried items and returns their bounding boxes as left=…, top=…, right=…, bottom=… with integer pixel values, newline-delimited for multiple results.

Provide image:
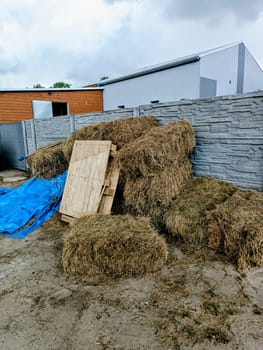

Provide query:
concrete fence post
left=30, top=120, right=37, bottom=151
left=133, top=107, right=140, bottom=116
left=133, top=105, right=144, bottom=116
left=21, top=121, right=29, bottom=157
left=69, top=114, right=75, bottom=133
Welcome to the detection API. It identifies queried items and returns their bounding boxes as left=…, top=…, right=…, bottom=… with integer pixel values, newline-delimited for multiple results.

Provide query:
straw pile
left=118, top=120, right=195, bottom=179
left=62, top=215, right=168, bottom=278
left=27, top=141, right=68, bottom=179
left=206, top=190, right=263, bottom=270
left=164, top=177, right=237, bottom=244
left=62, top=116, right=159, bottom=162
left=116, top=120, right=195, bottom=222
left=123, top=159, right=193, bottom=216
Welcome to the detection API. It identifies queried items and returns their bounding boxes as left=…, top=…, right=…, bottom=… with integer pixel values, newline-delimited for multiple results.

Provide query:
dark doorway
left=52, top=102, right=68, bottom=116
left=0, top=148, right=12, bottom=170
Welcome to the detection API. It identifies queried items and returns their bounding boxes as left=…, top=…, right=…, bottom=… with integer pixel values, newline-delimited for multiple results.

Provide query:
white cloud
left=0, top=0, right=262, bottom=88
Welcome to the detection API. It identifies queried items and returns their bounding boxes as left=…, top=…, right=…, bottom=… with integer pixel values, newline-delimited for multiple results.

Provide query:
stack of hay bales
left=116, top=120, right=195, bottom=224
left=62, top=115, right=159, bottom=162
left=164, top=177, right=237, bottom=244
left=27, top=116, right=159, bottom=178
left=206, top=190, right=263, bottom=270
left=62, top=215, right=168, bottom=278
left=27, top=142, right=68, bottom=179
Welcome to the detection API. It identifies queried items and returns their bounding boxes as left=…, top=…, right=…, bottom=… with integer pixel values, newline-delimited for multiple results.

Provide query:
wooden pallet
left=60, top=140, right=119, bottom=223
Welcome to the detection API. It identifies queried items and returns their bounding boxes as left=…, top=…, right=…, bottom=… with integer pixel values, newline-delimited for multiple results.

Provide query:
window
left=32, top=100, right=69, bottom=119
left=52, top=102, right=68, bottom=116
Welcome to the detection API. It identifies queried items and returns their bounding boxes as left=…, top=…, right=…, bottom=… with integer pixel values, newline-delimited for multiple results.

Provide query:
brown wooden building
left=0, top=88, right=103, bottom=124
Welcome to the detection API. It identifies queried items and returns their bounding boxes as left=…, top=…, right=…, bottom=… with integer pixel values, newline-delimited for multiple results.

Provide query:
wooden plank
left=98, top=159, right=120, bottom=214
left=104, top=188, right=115, bottom=196
left=61, top=214, right=76, bottom=225
left=110, top=144, right=117, bottom=157
left=59, top=140, right=111, bottom=218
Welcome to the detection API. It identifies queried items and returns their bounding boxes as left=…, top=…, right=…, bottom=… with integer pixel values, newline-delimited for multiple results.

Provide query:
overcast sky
left=0, top=0, right=263, bottom=88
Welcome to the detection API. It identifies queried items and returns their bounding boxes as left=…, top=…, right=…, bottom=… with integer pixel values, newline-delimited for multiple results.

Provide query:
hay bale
left=115, top=120, right=195, bottom=224
left=62, top=116, right=159, bottom=162
left=123, top=159, right=193, bottom=218
left=206, top=190, right=263, bottom=269
left=164, top=177, right=237, bottom=244
left=117, top=120, right=195, bottom=178
left=62, top=215, right=168, bottom=278
left=27, top=141, right=68, bottom=179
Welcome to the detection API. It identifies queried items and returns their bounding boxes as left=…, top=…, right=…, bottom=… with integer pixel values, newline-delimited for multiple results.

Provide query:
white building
left=93, top=42, right=263, bottom=110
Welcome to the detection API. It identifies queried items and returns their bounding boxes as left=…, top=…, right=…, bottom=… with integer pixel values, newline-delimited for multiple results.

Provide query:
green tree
left=100, top=76, right=109, bottom=81
left=33, top=83, right=44, bottom=88
left=51, top=81, right=72, bottom=88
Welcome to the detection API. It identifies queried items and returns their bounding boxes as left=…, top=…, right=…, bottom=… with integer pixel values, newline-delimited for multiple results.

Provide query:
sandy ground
left=0, top=172, right=263, bottom=350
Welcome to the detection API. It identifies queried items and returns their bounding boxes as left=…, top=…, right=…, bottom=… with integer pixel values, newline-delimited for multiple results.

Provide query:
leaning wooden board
left=60, top=140, right=112, bottom=219
left=98, top=159, right=120, bottom=214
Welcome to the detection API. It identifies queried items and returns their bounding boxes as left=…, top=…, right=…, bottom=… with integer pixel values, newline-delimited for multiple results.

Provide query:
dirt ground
left=0, top=173, right=263, bottom=350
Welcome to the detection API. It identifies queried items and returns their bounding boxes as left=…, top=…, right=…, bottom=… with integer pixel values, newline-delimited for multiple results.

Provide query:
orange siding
left=0, top=90, right=103, bottom=124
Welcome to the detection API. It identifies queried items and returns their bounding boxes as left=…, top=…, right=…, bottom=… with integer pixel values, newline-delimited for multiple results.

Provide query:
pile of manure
left=27, top=141, right=68, bottom=179
left=62, top=215, right=168, bottom=278
left=116, top=120, right=195, bottom=222
left=62, top=115, right=159, bottom=162
left=206, top=190, right=263, bottom=270
left=164, top=177, right=237, bottom=244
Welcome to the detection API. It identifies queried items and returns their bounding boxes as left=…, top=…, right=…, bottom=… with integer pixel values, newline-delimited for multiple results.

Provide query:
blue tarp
left=0, top=187, right=11, bottom=195
left=0, top=172, right=67, bottom=239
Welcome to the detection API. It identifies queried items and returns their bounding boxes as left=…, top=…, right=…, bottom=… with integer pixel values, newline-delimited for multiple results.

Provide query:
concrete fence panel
left=21, top=91, right=263, bottom=190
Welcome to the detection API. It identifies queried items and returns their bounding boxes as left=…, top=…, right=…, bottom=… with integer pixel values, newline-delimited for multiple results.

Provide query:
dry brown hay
left=42, top=213, right=69, bottom=236
left=164, top=177, right=237, bottom=244
left=62, top=116, right=159, bottom=162
left=62, top=215, right=168, bottom=278
left=123, top=159, right=193, bottom=219
left=115, top=120, right=195, bottom=226
left=206, top=190, right=263, bottom=270
left=27, top=141, right=68, bottom=179
left=117, top=119, right=195, bottom=178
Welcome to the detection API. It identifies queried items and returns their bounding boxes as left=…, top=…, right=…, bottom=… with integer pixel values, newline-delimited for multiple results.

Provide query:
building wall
left=243, top=47, right=263, bottom=93
left=23, top=91, right=263, bottom=191
left=0, top=90, right=103, bottom=124
left=103, top=61, right=200, bottom=110
left=200, top=44, right=239, bottom=96
left=103, top=44, right=263, bottom=110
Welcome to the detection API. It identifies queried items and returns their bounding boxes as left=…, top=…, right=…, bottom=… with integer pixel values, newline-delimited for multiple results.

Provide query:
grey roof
left=97, top=55, right=200, bottom=86
left=94, top=42, right=242, bottom=86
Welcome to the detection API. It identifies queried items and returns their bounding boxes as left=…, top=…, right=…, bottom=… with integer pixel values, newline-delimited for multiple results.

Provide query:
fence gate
left=0, top=122, right=27, bottom=170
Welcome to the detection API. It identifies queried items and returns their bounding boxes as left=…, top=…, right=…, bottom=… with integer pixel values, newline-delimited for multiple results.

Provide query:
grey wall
left=140, top=92, right=263, bottom=191
left=23, top=108, right=135, bottom=154
left=103, top=61, right=200, bottom=109
left=23, top=91, right=263, bottom=191
left=200, top=44, right=239, bottom=96
left=243, top=46, right=263, bottom=93
left=200, top=77, right=217, bottom=98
